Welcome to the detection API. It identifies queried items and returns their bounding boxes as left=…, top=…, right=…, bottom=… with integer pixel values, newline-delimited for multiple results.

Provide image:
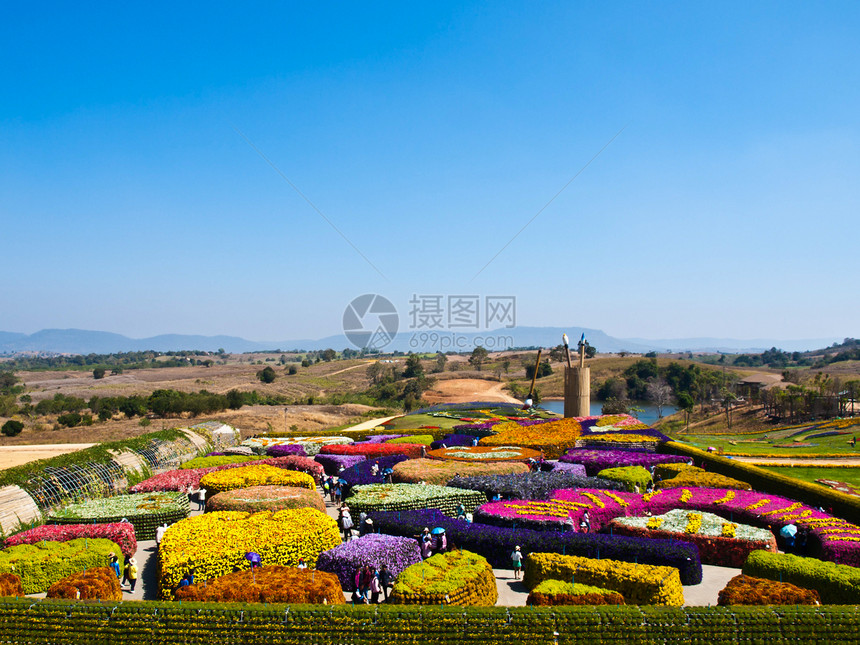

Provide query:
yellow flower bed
left=479, top=419, right=582, bottom=459
left=684, top=513, right=702, bottom=534
left=158, top=508, right=340, bottom=599
left=523, top=553, right=684, bottom=606
left=199, top=465, right=316, bottom=494
left=391, top=550, right=497, bottom=606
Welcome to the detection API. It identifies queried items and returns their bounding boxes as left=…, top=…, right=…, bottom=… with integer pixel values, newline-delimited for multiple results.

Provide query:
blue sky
left=2, top=2, right=858, bottom=343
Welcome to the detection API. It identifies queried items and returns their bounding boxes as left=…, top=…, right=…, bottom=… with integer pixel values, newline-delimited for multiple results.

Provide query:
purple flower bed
left=339, top=455, right=411, bottom=489
left=205, top=452, right=228, bottom=457
left=369, top=509, right=702, bottom=585
left=265, top=444, right=308, bottom=458
left=447, top=471, right=624, bottom=501
left=316, top=534, right=423, bottom=591
left=548, top=462, right=587, bottom=476
left=559, top=449, right=690, bottom=476
left=362, top=434, right=408, bottom=444
left=314, top=453, right=367, bottom=475
left=452, top=422, right=501, bottom=438
left=430, top=434, right=477, bottom=450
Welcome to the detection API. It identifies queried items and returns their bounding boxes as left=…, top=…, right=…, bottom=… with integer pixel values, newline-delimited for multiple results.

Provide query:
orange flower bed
left=46, top=567, right=121, bottom=601
left=479, top=419, right=582, bottom=459
left=174, top=565, right=344, bottom=604
left=0, top=573, right=22, bottom=597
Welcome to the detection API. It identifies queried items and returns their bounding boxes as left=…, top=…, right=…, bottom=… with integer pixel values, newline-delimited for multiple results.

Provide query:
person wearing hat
left=420, top=527, right=432, bottom=559
left=127, top=558, right=139, bottom=592
left=510, top=546, right=523, bottom=580
left=360, top=516, right=374, bottom=537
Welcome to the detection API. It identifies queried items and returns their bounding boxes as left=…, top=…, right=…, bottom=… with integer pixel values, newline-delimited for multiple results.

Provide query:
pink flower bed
left=318, top=443, right=424, bottom=460
left=474, top=488, right=643, bottom=531
left=130, top=455, right=324, bottom=492
left=5, top=522, right=137, bottom=558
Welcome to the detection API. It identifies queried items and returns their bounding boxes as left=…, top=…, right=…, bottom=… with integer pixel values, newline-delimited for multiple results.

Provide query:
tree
left=257, top=366, right=277, bottom=384
left=677, top=392, right=694, bottom=431
left=93, top=367, right=106, bottom=380
left=322, top=349, right=337, bottom=362
left=549, top=345, right=567, bottom=363
left=525, top=359, right=553, bottom=380
left=288, top=365, right=298, bottom=375
left=110, top=367, right=124, bottom=375
left=0, top=372, right=19, bottom=393
left=433, top=353, right=448, bottom=373
left=1, top=419, right=24, bottom=437
left=645, top=378, right=673, bottom=418
left=403, top=354, right=424, bottom=379
left=502, top=358, right=511, bottom=374
left=602, top=397, right=631, bottom=414
left=469, top=346, right=489, bottom=371
left=583, top=340, right=597, bottom=359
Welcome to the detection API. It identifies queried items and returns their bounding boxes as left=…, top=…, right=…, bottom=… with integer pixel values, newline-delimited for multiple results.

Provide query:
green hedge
left=595, top=466, right=652, bottom=492
left=180, top=455, right=264, bottom=469
left=0, top=538, right=120, bottom=594
left=1, top=600, right=860, bottom=643
left=661, top=440, right=860, bottom=525
left=743, top=550, right=860, bottom=604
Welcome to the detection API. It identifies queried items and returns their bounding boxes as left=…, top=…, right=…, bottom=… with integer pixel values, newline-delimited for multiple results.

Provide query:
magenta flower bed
left=315, top=533, right=422, bottom=591
left=130, top=455, right=324, bottom=492
left=314, top=453, right=367, bottom=475
left=474, top=488, right=643, bottom=531
left=265, top=444, right=308, bottom=458
left=319, top=443, right=424, bottom=460
left=559, top=449, right=689, bottom=476
left=5, top=522, right=137, bottom=558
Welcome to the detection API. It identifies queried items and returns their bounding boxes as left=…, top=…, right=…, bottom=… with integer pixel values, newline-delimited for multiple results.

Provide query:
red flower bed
left=319, top=443, right=424, bottom=460
left=5, top=522, right=137, bottom=559
left=609, top=523, right=776, bottom=568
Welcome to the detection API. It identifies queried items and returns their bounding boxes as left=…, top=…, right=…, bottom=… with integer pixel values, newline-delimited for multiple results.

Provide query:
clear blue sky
left=2, top=2, right=858, bottom=342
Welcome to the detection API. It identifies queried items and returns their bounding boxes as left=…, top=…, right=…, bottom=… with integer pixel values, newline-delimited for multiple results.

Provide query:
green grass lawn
left=759, top=466, right=860, bottom=494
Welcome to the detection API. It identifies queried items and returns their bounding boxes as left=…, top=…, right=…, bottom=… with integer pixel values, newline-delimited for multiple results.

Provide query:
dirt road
left=422, top=379, right=519, bottom=404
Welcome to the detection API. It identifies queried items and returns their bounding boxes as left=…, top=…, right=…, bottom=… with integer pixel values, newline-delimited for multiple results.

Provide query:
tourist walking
left=196, top=487, right=206, bottom=511
left=109, top=553, right=121, bottom=579
left=378, top=563, right=391, bottom=602
left=127, top=558, right=139, bottom=592
left=340, top=506, right=354, bottom=541
left=511, top=546, right=523, bottom=580
left=369, top=567, right=382, bottom=604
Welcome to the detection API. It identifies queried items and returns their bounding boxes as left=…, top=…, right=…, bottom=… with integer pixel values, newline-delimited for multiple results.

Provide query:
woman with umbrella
left=431, top=527, right=447, bottom=555
left=780, top=524, right=797, bottom=552
left=246, top=552, right=262, bottom=569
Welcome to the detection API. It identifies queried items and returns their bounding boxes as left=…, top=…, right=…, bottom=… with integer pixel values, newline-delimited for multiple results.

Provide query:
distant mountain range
left=0, top=328, right=842, bottom=356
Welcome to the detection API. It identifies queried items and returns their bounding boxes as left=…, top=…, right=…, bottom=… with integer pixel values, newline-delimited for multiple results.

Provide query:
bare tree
left=645, top=378, right=673, bottom=418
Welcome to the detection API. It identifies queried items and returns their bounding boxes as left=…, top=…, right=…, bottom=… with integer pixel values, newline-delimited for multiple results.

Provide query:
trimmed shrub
left=316, top=534, right=423, bottom=591
left=243, top=436, right=354, bottom=456
left=314, top=454, right=366, bottom=476
left=320, top=443, right=425, bottom=460
left=158, top=508, right=341, bottom=599
left=206, top=486, right=326, bottom=514
left=392, top=459, right=528, bottom=486
left=180, top=455, right=265, bottom=470
left=391, top=550, right=497, bottom=606
left=0, top=538, right=121, bottom=594
left=339, top=455, right=411, bottom=490
left=0, top=573, right=22, bottom=596
left=46, top=567, right=121, bottom=601
left=387, top=435, right=434, bottom=446
left=346, top=484, right=486, bottom=517
left=369, top=509, right=702, bottom=585
left=717, top=574, right=820, bottom=606
left=523, top=553, right=684, bottom=606
left=426, top=446, right=542, bottom=463
left=175, top=566, right=344, bottom=604
left=743, top=550, right=860, bottom=604
left=199, top=465, right=316, bottom=495
left=575, top=433, right=661, bottom=452
left=448, top=472, right=624, bottom=500
left=657, top=470, right=752, bottom=491
left=5, top=522, right=137, bottom=559
left=48, top=492, right=188, bottom=540
left=653, top=463, right=698, bottom=480
left=527, top=580, right=625, bottom=606
left=595, top=466, right=652, bottom=492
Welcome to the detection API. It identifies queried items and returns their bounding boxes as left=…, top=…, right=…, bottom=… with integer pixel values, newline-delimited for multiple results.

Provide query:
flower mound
left=430, top=434, right=476, bottom=450
left=527, top=580, right=625, bottom=606
left=575, top=433, right=662, bottom=451
left=339, top=455, right=411, bottom=489
left=174, top=566, right=344, bottom=604
left=206, top=486, right=326, bottom=514
left=48, top=492, right=188, bottom=540
left=596, top=466, right=653, bottom=492
left=5, top=522, right=137, bottom=559
left=717, top=574, right=821, bottom=606
left=199, top=464, right=317, bottom=495
left=479, top=418, right=582, bottom=459
left=316, top=534, right=422, bottom=591
left=314, top=453, right=367, bottom=475
left=392, top=458, right=528, bottom=486
left=560, top=449, right=689, bottom=476
left=0, top=573, right=22, bottom=596
left=46, top=567, right=121, bottom=601
left=265, top=444, right=308, bottom=458
left=387, top=434, right=434, bottom=446
left=426, top=445, right=542, bottom=462
left=131, top=455, right=324, bottom=492
left=448, top=471, right=624, bottom=500
left=320, top=443, right=425, bottom=460
left=391, top=550, right=498, bottom=606
left=475, top=488, right=643, bottom=531
left=347, top=484, right=487, bottom=517
left=180, top=455, right=265, bottom=470
left=523, top=553, right=684, bottom=606
left=0, top=538, right=121, bottom=594
left=657, top=470, right=752, bottom=490
left=158, top=508, right=340, bottom=599
left=610, top=510, right=776, bottom=568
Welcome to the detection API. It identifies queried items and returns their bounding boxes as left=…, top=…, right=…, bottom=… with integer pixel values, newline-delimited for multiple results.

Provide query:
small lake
left=540, top=400, right=677, bottom=425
